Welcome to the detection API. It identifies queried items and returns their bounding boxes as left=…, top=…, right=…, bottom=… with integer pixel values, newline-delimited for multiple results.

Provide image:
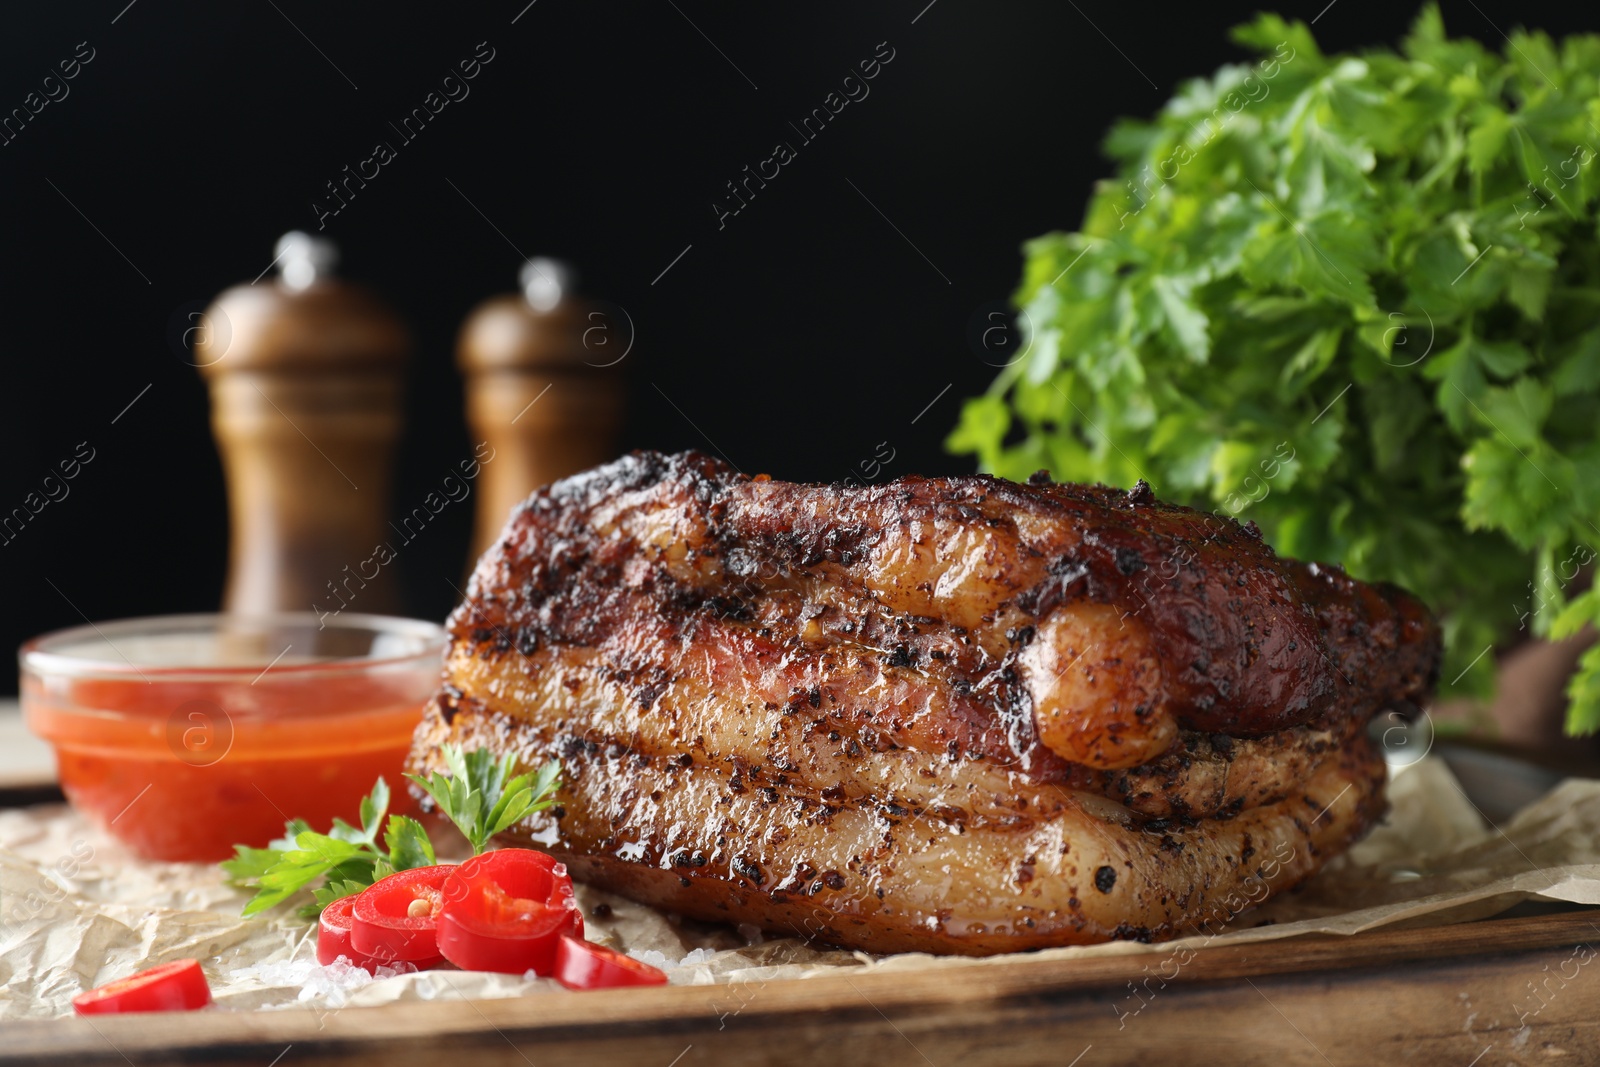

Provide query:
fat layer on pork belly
left=408, top=451, right=1440, bottom=955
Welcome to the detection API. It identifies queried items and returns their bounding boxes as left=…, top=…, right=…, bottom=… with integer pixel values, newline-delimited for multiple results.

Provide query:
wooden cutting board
left=6, top=907, right=1597, bottom=1066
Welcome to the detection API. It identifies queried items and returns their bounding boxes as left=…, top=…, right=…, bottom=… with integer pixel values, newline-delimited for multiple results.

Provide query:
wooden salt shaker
left=196, top=233, right=409, bottom=618
left=458, top=258, right=625, bottom=562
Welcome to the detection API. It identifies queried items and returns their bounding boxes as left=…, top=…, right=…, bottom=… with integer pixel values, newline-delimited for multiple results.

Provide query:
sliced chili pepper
left=436, top=848, right=582, bottom=974
left=72, top=958, right=213, bottom=1015
left=351, top=865, right=455, bottom=962
left=318, top=894, right=441, bottom=972
left=554, top=936, right=668, bottom=990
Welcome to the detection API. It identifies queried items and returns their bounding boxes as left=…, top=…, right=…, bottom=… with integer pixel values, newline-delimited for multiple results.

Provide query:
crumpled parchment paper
left=3, top=756, right=1597, bottom=1019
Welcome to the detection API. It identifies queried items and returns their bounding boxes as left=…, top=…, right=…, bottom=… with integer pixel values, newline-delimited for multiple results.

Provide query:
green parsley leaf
left=384, top=815, right=436, bottom=871
left=219, top=845, right=283, bottom=886
left=308, top=879, right=372, bottom=917
left=361, top=777, right=390, bottom=840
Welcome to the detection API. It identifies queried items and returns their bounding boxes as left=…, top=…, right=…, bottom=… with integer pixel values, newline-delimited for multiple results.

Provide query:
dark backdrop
left=0, top=0, right=1583, bottom=692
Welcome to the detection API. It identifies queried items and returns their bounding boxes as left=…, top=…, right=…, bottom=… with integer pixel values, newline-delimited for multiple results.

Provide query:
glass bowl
left=20, top=613, right=446, bottom=862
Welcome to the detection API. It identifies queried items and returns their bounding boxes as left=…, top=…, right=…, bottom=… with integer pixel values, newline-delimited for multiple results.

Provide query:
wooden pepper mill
left=196, top=232, right=409, bottom=618
left=458, top=258, right=625, bottom=561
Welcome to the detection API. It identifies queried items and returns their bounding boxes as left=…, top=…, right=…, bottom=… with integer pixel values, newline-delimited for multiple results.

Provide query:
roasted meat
left=408, top=451, right=1440, bottom=955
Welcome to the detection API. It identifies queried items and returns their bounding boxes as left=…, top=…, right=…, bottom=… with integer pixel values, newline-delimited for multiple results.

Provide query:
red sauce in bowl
left=21, top=614, right=444, bottom=862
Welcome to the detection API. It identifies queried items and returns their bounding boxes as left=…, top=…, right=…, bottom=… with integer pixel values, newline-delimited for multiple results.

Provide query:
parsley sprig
left=221, top=745, right=560, bottom=919
left=951, top=6, right=1600, bottom=734
left=405, top=745, right=562, bottom=855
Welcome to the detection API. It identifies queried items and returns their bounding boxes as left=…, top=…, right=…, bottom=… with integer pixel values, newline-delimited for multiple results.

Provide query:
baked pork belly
left=408, top=451, right=1440, bottom=955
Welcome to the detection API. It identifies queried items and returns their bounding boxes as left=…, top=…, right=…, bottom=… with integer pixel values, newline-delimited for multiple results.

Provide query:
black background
left=0, top=1, right=1584, bottom=693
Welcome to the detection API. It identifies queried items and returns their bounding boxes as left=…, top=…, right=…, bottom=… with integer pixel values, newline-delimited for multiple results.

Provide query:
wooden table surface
left=0, top=699, right=54, bottom=789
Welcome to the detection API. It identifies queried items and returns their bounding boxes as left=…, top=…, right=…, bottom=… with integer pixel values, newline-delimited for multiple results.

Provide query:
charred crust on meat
left=885, top=645, right=916, bottom=668
left=1110, top=923, right=1153, bottom=943
left=632, top=666, right=671, bottom=709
